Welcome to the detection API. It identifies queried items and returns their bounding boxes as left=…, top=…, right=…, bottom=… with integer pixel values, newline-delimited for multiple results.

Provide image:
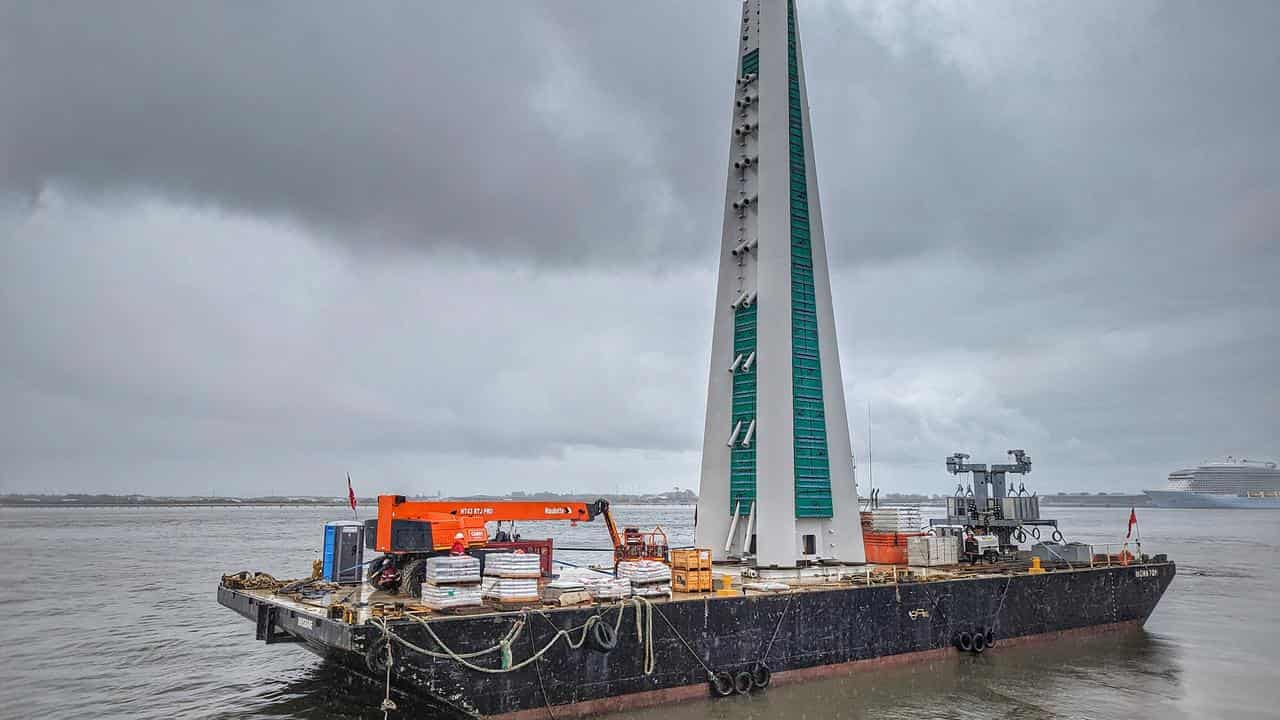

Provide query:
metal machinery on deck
left=363, top=495, right=666, bottom=597
left=930, top=450, right=1062, bottom=560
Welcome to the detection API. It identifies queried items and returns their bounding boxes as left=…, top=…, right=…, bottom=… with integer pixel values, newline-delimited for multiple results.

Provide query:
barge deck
left=218, top=558, right=1175, bottom=718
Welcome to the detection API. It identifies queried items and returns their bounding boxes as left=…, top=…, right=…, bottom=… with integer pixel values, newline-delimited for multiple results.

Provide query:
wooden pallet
left=416, top=604, right=492, bottom=616
left=484, top=598, right=543, bottom=612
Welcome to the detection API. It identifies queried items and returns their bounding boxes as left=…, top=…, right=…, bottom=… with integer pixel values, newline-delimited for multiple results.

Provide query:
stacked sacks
left=616, top=560, right=671, bottom=598
left=584, top=576, right=632, bottom=601
left=424, top=555, right=482, bottom=583
left=420, top=556, right=483, bottom=610
left=483, top=553, right=542, bottom=578
left=482, top=553, right=542, bottom=604
left=482, top=578, right=541, bottom=603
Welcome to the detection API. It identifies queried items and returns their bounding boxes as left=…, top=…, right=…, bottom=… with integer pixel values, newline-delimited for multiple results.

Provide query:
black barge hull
left=219, top=561, right=1174, bottom=718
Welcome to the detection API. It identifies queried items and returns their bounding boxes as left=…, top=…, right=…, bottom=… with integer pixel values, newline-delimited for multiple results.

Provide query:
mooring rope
left=370, top=597, right=657, bottom=676
left=650, top=601, right=715, bottom=678
left=379, top=621, right=397, bottom=718
left=990, top=576, right=1014, bottom=633
left=633, top=597, right=656, bottom=675
left=757, top=593, right=795, bottom=664
left=528, top=624, right=558, bottom=720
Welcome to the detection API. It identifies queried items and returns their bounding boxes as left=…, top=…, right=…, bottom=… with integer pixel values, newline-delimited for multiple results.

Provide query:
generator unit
left=322, top=520, right=365, bottom=584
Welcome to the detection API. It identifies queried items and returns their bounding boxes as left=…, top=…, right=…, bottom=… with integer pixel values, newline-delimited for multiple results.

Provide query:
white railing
left=1087, top=541, right=1143, bottom=568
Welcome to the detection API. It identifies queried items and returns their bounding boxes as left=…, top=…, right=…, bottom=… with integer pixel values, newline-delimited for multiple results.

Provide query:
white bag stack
left=420, top=555, right=483, bottom=610
left=424, top=555, right=482, bottom=584
left=420, top=583, right=484, bottom=609
left=869, top=507, right=923, bottom=534
left=616, top=560, right=670, bottom=598
left=585, top=577, right=632, bottom=601
left=616, top=560, right=671, bottom=584
left=483, top=553, right=543, bottom=578
left=483, top=578, right=541, bottom=603
left=632, top=583, right=671, bottom=598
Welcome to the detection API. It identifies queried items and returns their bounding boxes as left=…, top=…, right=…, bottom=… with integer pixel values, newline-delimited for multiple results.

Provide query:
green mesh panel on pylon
left=729, top=302, right=756, bottom=515
left=741, top=49, right=759, bottom=78
left=788, top=1, right=832, bottom=518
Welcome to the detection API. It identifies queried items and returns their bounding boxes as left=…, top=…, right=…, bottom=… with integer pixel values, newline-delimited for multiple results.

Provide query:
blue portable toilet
left=322, top=520, right=365, bottom=584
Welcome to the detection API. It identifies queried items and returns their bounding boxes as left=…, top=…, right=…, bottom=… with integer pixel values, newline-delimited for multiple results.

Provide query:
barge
left=218, top=558, right=1174, bottom=718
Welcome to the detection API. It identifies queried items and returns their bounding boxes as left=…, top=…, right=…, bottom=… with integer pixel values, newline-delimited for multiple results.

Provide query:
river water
left=1, top=504, right=1277, bottom=719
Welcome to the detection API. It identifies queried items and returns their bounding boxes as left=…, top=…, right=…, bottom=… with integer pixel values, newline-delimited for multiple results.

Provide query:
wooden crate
left=673, top=568, right=713, bottom=592
left=672, top=569, right=694, bottom=592
left=670, top=548, right=712, bottom=571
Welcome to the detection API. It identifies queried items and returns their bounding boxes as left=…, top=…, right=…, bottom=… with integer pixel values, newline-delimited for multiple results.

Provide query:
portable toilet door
left=323, top=520, right=365, bottom=584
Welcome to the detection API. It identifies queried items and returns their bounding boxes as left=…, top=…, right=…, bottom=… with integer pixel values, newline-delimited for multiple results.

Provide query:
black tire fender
left=710, top=672, right=735, bottom=697
left=588, top=621, right=617, bottom=653
left=733, top=671, right=754, bottom=695
left=752, top=663, right=771, bottom=689
left=984, top=629, right=996, bottom=648
left=957, top=631, right=974, bottom=652
left=1030, top=527, right=1041, bottom=540
left=1051, top=529, right=1064, bottom=543
left=973, top=632, right=987, bottom=653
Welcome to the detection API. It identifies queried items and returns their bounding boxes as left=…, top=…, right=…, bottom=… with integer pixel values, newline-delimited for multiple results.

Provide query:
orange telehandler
left=363, top=495, right=667, bottom=596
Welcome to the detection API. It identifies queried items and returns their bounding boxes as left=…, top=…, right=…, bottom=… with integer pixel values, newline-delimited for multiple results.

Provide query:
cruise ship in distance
left=1145, top=457, right=1280, bottom=508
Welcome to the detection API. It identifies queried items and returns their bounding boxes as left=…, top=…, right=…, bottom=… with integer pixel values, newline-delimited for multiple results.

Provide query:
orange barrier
left=862, top=531, right=924, bottom=565
left=865, top=543, right=907, bottom=564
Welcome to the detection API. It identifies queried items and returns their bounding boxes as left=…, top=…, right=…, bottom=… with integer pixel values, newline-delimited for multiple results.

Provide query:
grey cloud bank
left=1, top=1, right=1276, bottom=496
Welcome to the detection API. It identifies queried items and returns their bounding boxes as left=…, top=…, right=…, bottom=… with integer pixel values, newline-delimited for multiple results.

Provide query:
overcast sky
left=2, top=1, right=1277, bottom=497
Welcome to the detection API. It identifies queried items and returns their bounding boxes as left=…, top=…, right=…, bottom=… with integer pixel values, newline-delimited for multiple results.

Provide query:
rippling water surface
left=1, top=505, right=1277, bottom=719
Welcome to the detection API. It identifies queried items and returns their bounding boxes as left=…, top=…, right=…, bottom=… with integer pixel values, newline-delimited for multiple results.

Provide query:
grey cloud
left=0, top=2, right=736, bottom=264
left=0, top=197, right=711, bottom=493
left=1, top=1, right=1278, bottom=496
left=6, top=2, right=1276, bottom=267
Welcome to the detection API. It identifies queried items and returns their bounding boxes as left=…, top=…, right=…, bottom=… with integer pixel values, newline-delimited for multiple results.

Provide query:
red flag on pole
left=347, top=474, right=357, bottom=514
left=1125, top=507, right=1137, bottom=538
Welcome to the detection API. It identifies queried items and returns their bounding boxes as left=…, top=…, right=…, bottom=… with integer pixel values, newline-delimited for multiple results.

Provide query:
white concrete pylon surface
left=695, top=0, right=865, bottom=568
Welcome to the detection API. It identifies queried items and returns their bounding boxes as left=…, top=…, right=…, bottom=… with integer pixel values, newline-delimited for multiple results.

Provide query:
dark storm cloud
left=1, top=1, right=1277, bottom=495
left=0, top=2, right=737, bottom=263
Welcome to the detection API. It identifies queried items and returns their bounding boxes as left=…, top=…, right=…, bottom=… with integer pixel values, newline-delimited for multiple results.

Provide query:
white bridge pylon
left=695, top=0, right=864, bottom=568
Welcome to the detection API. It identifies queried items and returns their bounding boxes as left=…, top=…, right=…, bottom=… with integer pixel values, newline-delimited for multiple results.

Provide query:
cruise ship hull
left=1144, top=490, right=1280, bottom=509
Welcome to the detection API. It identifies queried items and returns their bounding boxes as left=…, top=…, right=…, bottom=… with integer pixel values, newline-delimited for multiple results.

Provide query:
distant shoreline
left=0, top=493, right=699, bottom=508
left=1, top=491, right=1151, bottom=509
